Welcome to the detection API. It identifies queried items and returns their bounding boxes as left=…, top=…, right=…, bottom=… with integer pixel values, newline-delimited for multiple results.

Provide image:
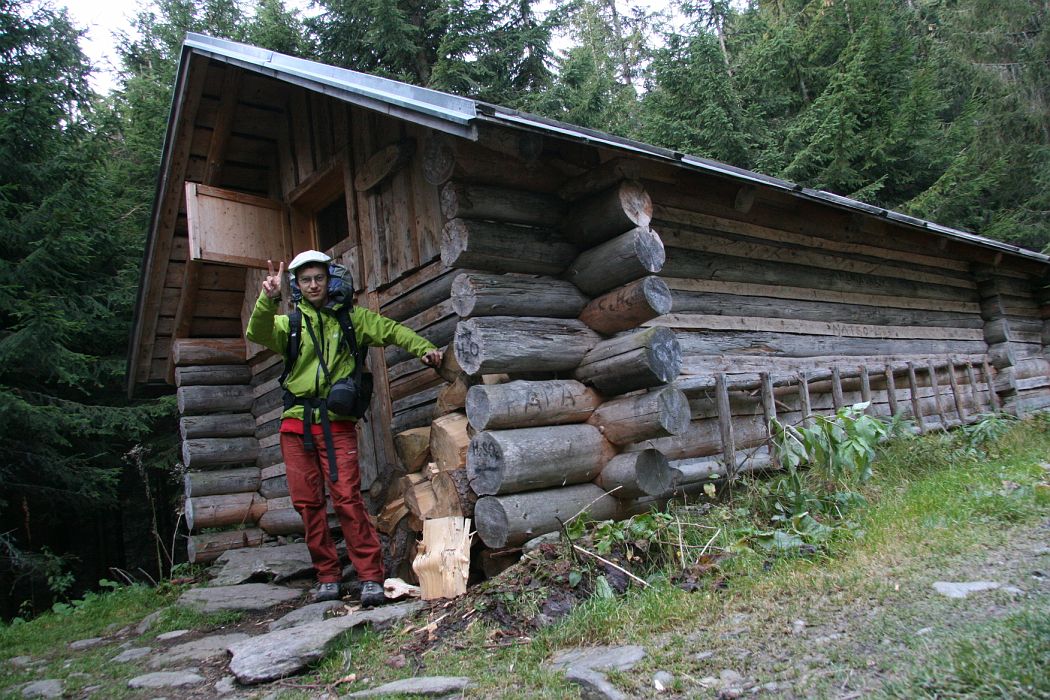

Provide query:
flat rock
left=932, top=581, right=1012, bottom=599
left=228, top=601, right=424, bottom=684
left=135, top=609, right=166, bottom=635
left=565, top=668, right=628, bottom=700
left=127, top=669, right=206, bottom=689
left=210, top=544, right=315, bottom=587
left=547, top=645, right=646, bottom=673
left=179, top=583, right=301, bottom=612
left=149, top=633, right=249, bottom=669
left=343, top=676, right=473, bottom=697
left=112, top=647, right=152, bottom=663
left=68, top=637, right=103, bottom=650
left=20, top=680, right=62, bottom=698
left=269, top=600, right=347, bottom=631
left=157, top=629, right=190, bottom=641
left=214, top=675, right=239, bottom=695
left=8, top=656, right=34, bottom=667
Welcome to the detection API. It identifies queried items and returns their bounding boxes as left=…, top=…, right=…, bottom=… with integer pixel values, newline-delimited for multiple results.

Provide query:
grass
left=1, top=415, right=1047, bottom=699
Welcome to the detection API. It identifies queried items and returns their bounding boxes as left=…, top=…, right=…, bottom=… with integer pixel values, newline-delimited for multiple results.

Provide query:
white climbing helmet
left=287, top=249, right=331, bottom=275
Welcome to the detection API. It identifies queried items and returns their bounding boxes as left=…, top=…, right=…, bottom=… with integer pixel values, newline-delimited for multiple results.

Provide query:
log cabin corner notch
left=128, top=33, right=1050, bottom=566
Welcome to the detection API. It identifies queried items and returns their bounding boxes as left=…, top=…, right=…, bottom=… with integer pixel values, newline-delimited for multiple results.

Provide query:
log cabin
left=127, top=34, right=1050, bottom=571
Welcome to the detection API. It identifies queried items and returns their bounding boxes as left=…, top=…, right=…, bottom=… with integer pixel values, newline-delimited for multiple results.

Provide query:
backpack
left=288, top=262, right=354, bottom=305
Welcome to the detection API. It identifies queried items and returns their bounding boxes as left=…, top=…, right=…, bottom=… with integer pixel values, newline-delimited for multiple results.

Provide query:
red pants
left=281, top=429, right=384, bottom=583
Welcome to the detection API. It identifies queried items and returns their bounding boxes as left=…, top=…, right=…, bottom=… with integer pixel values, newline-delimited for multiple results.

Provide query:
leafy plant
left=961, top=412, right=1017, bottom=450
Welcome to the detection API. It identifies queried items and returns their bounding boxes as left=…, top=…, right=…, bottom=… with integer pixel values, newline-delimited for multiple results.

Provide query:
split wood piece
left=441, top=219, right=577, bottom=276
left=455, top=317, right=601, bottom=376
left=412, top=516, right=472, bottom=600
left=430, top=412, right=471, bottom=471
left=715, top=373, right=737, bottom=478
left=946, top=359, right=967, bottom=421
left=927, top=361, right=948, bottom=426
left=398, top=472, right=428, bottom=499
left=672, top=446, right=771, bottom=486
left=354, top=139, right=415, bottom=191
left=982, top=359, right=1001, bottom=411
left=431, top=469, right=478, bottom=519
left=884, top=365, right=899, bottom=416
left=565, top=226, right=666, bottom=296
left=177, top=385, right=254, bottom=416
left=574, top=326, right=682, bottom=396
left=187, top=527, right=264, bottom=564
left=474, top=483, right=622, bottom=548
left=383, top=577, right=420, bottom=600
left=405, top=479, right=455, bottom=520
left=465, top=379, right=602, bottom=431
left=561, top=180, right=653, bottom=247
left=181, top=437, right=259, bottom=469
left=172, top=338, right=246, bottom=366
left=595, top=449, right=675, bottom=499
left=579, top=276, right=672, bottom=336
left=440, top=182, right=565, bottom=228
left=451, top=272, right=589, bottom=319
left=377, top=498, right=409, bottom=534
left=394, top=427, right=431, bottom=473
left=436, top=376, right=472, bottom=414
left=906, top=363, right=927, bottom=433
left=467, top=424, right=616, bottom=496
left=185, top=492, right=267, bottom=531
left=587, top=385, right=690, bottom=446
left=175, top=364, right=252, bottom=387
left=180, top=414, right=256, bottom=440
left=184, top=467, right=261, bottom=499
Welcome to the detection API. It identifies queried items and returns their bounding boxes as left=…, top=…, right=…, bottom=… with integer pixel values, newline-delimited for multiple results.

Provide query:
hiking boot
left=309, top=582, right=342, bottom=603
left=360, top=580, right=386, bottom=607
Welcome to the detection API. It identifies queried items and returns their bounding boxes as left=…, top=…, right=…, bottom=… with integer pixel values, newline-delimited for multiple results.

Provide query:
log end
left=643, top=276, right=673, bottom=317
left=658, top=386, right=691, bottom=436
left=646, top=326, right=683, bottom=385
left=634, top=226, right=666, bottom=274
left=466, top=432, right=504, bottom=496
left=440, top=219, right=470, bottom=269
left=474, top=496, right=509, bottom=548
left=453, top=319, right=483, bottom=376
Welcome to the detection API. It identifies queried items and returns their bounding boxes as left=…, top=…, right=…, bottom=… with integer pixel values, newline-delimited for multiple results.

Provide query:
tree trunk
left=184, top=467, right=261, bottom=498
left=177, top=385, right=254, bottom=416
left=181, top=437, right=260, bottom=469
left=588, top=385, right=691, bottom=446
left=394, top=427, right=431, bottom=473
left=441, top=218, right=577, bottom=275
left=180, top=414, right=256, bottom=439
left=466, top=379, right=602, bottom=431
left=440, top=182, right=565, bottom=227
left=595, top=449, right=675, bottom=499
left=565, top=226, right=665, bottom=296
left=185, top=492, right=267, bottom=531
left=451, top=272, right=589, bottom=319
left=467, top=424, right=615, bottom=496
left=574, top=326, right=682, bottom=395
left=431, top=469, right=478, bottom=519
left=562, top=180, right=653, bottom=247
left=173, top=338, right=246, bottom=366
left=474, top=484, right=622, bottom=548
left=454, top=317, right=601, bottom=375
left=430, top=412, right=472, bottom=471
left=578, top=276, right=672, bottom=336
left=187, top=528, right=265, bottom=564
left=175, top=364, right=252, bottom=387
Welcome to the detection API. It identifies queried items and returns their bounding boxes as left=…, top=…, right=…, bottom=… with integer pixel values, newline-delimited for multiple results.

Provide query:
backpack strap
left=278, top=308, right=302, bottom=388
left=334, top=304, right=369, bottom=375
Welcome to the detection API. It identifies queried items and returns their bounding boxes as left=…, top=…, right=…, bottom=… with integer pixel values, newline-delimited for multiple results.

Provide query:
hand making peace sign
left=262, top=259, right=285, bottom=299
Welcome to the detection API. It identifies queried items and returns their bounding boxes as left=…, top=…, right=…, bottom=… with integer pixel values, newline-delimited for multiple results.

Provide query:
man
left=247, top=250, right=442, bottom=605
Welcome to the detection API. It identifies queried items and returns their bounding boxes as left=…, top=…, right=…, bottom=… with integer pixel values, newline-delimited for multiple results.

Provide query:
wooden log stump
left=440, top=219, right=577, bottom=275
left=587, top=385, right=690, bottom=446
left=175, top=365, right=252, bottom=387
left=430, top=412, right=471, bottom=471
left=173, top=338, right=246, bottom=366
left=394, top=427, right=431, bottom=473
left=257, top=508, right=339, bottom=536
left=578, top=276, right=672, bottom=336
left=562, top=180, right=653, bottom=247
left=465, top=379, right=601, bottom=431
left=431, top=470, right=478, bottom=519
left=474, top=484, right=621, bottom=548
left=467, top=424, right=616, bottom=496
left=574, top=326, right=682, bottom=395
left=177, top=385, right=254, bottom=416
left=454, top=317, right=601, bottom=375
left=187, top=528, right=264, bottom=564
left=565, top=226, right=665, bottom=296
left=180, top=414, right=256, bottom=439
left=451, top=272, right=589, bottom=319
left=184, top=467, right=261, bottom=498
left=440, top=182, right=565, bottom=227
left=412, top=516, right=472, bottom=600
left=181, top=437, right=260, bottom=469
left=185, top=492, right=267, bottom=531
left=595, top=449, right=675, bottom=499
left=377, top=498, right=409, bottom=534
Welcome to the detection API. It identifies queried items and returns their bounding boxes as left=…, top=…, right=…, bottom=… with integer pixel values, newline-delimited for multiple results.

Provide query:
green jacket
left=246, top=291, right=436, bottom=422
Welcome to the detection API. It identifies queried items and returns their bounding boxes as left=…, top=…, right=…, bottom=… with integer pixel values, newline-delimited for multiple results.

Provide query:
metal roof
left=185, top=33, right=1049, bottom=265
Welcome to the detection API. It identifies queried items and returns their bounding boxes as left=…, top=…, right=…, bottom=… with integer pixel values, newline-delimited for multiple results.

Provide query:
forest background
left=1, top=0, right=1047, bottom=618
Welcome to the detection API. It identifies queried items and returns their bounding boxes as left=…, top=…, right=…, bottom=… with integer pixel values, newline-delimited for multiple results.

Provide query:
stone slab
left=20, top=680, right=62, bottom=698
left=548, top=645, right=646, bottom=672
left=269, top=600, right=347, bottom=631
left=210, top=544, right=315, bottom=587
left=228, top=601, right=424, bottom=684
left=127, top=669, right=206, bottom=689
left=157, top=629, right=190, bottom=641
left=565, top=668, right=628, bottom=700
left=178, top=583, right=301, bottom=612
left=68, top=637, right=103, bottom=650
left=112, top=647, right=152, bottom=663
left=343, top=676, right=473, bottom=697
left=149, top=633, right=249, bottom=669
left=932, top=581, right=1022, bottom=598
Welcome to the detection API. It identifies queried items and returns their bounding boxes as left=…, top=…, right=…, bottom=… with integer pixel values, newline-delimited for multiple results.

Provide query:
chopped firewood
left=383, top=577, right=421, bottom=599
left=412, top=516, right=472, bottom=600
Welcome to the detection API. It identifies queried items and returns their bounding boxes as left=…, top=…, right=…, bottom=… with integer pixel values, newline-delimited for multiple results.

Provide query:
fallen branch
left=571, top=544, right=651, bottom=588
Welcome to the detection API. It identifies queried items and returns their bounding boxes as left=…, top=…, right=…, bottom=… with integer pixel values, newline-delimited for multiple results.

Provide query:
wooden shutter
left=186, top=183, right=291, bottom=268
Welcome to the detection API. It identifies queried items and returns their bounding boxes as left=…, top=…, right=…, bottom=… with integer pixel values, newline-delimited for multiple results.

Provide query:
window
left=315, top=194, right=349, bottom=252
